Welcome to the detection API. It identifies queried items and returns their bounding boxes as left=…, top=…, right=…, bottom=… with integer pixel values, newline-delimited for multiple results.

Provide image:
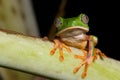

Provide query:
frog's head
left=54, top=13, right=89, bottom=37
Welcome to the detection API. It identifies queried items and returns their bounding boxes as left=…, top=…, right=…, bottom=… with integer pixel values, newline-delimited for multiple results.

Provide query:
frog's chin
left=56, top=26, right=89, bottom=37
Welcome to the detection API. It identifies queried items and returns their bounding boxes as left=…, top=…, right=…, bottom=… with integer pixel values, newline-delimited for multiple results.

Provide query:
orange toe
left=50, top=39, right=71, bottom=62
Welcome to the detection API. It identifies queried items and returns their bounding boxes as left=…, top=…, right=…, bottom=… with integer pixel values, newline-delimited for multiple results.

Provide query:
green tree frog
left=50, top=13, right=106, bottom=78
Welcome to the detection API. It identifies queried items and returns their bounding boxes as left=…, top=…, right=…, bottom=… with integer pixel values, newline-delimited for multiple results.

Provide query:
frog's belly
left=61, top=37, right=87, bottom=49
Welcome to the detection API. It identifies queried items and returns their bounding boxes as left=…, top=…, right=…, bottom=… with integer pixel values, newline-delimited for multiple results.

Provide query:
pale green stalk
left=0, top=0, right=39, bottom=79
left=0, top=30, right=120, bottom=80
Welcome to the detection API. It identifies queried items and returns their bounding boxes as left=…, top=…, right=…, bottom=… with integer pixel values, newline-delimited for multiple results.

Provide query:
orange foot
left=50, top=39, right=71, bottom=62
left=73, top=36, right=107, bottom=78
left=73, top=48, right=106, bottom=78
left=93, top=48, right=107, bottom=61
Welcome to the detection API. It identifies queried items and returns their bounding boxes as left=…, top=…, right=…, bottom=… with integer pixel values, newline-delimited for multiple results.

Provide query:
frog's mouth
left=56, top=26, right=89, bottom=37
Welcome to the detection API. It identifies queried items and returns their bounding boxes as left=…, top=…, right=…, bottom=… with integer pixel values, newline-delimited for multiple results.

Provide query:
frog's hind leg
left=50, top=39, right=71, bottom=62
left=93, top=48, right=106, bottom=61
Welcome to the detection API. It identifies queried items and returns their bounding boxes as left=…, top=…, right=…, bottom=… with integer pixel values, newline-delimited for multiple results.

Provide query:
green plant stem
left=0, top=30, right=120, bottom=80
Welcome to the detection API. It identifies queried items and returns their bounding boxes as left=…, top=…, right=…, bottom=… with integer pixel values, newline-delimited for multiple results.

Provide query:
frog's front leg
left=73, top=35, right=106, bottom=78
left=50, top=39, right=71, bottom=62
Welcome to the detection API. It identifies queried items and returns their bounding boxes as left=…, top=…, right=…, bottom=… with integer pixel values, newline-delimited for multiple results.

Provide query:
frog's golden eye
left=81, top=14, right=89, bottom=24
left=54, top=18, right=62, bottom=28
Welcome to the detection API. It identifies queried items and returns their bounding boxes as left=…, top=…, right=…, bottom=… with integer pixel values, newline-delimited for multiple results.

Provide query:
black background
left=31, top=0, right=119, bottom=60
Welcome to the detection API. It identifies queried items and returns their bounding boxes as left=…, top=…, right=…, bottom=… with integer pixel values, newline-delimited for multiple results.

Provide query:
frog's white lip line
left=56, top=26, right=89, bottom=36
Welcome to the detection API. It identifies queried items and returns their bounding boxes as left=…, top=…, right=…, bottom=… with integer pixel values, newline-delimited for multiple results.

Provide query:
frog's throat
left=56, top=26, right=89, bottom=36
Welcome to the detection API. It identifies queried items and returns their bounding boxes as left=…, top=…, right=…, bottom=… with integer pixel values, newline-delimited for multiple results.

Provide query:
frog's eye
left=54, top=18, right=62, bottom=28
left=81, top=14, right=89, bottom=24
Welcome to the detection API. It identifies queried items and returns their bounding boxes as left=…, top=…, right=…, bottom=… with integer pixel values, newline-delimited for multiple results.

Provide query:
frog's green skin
left=55, top=13, right=97, bottom=49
